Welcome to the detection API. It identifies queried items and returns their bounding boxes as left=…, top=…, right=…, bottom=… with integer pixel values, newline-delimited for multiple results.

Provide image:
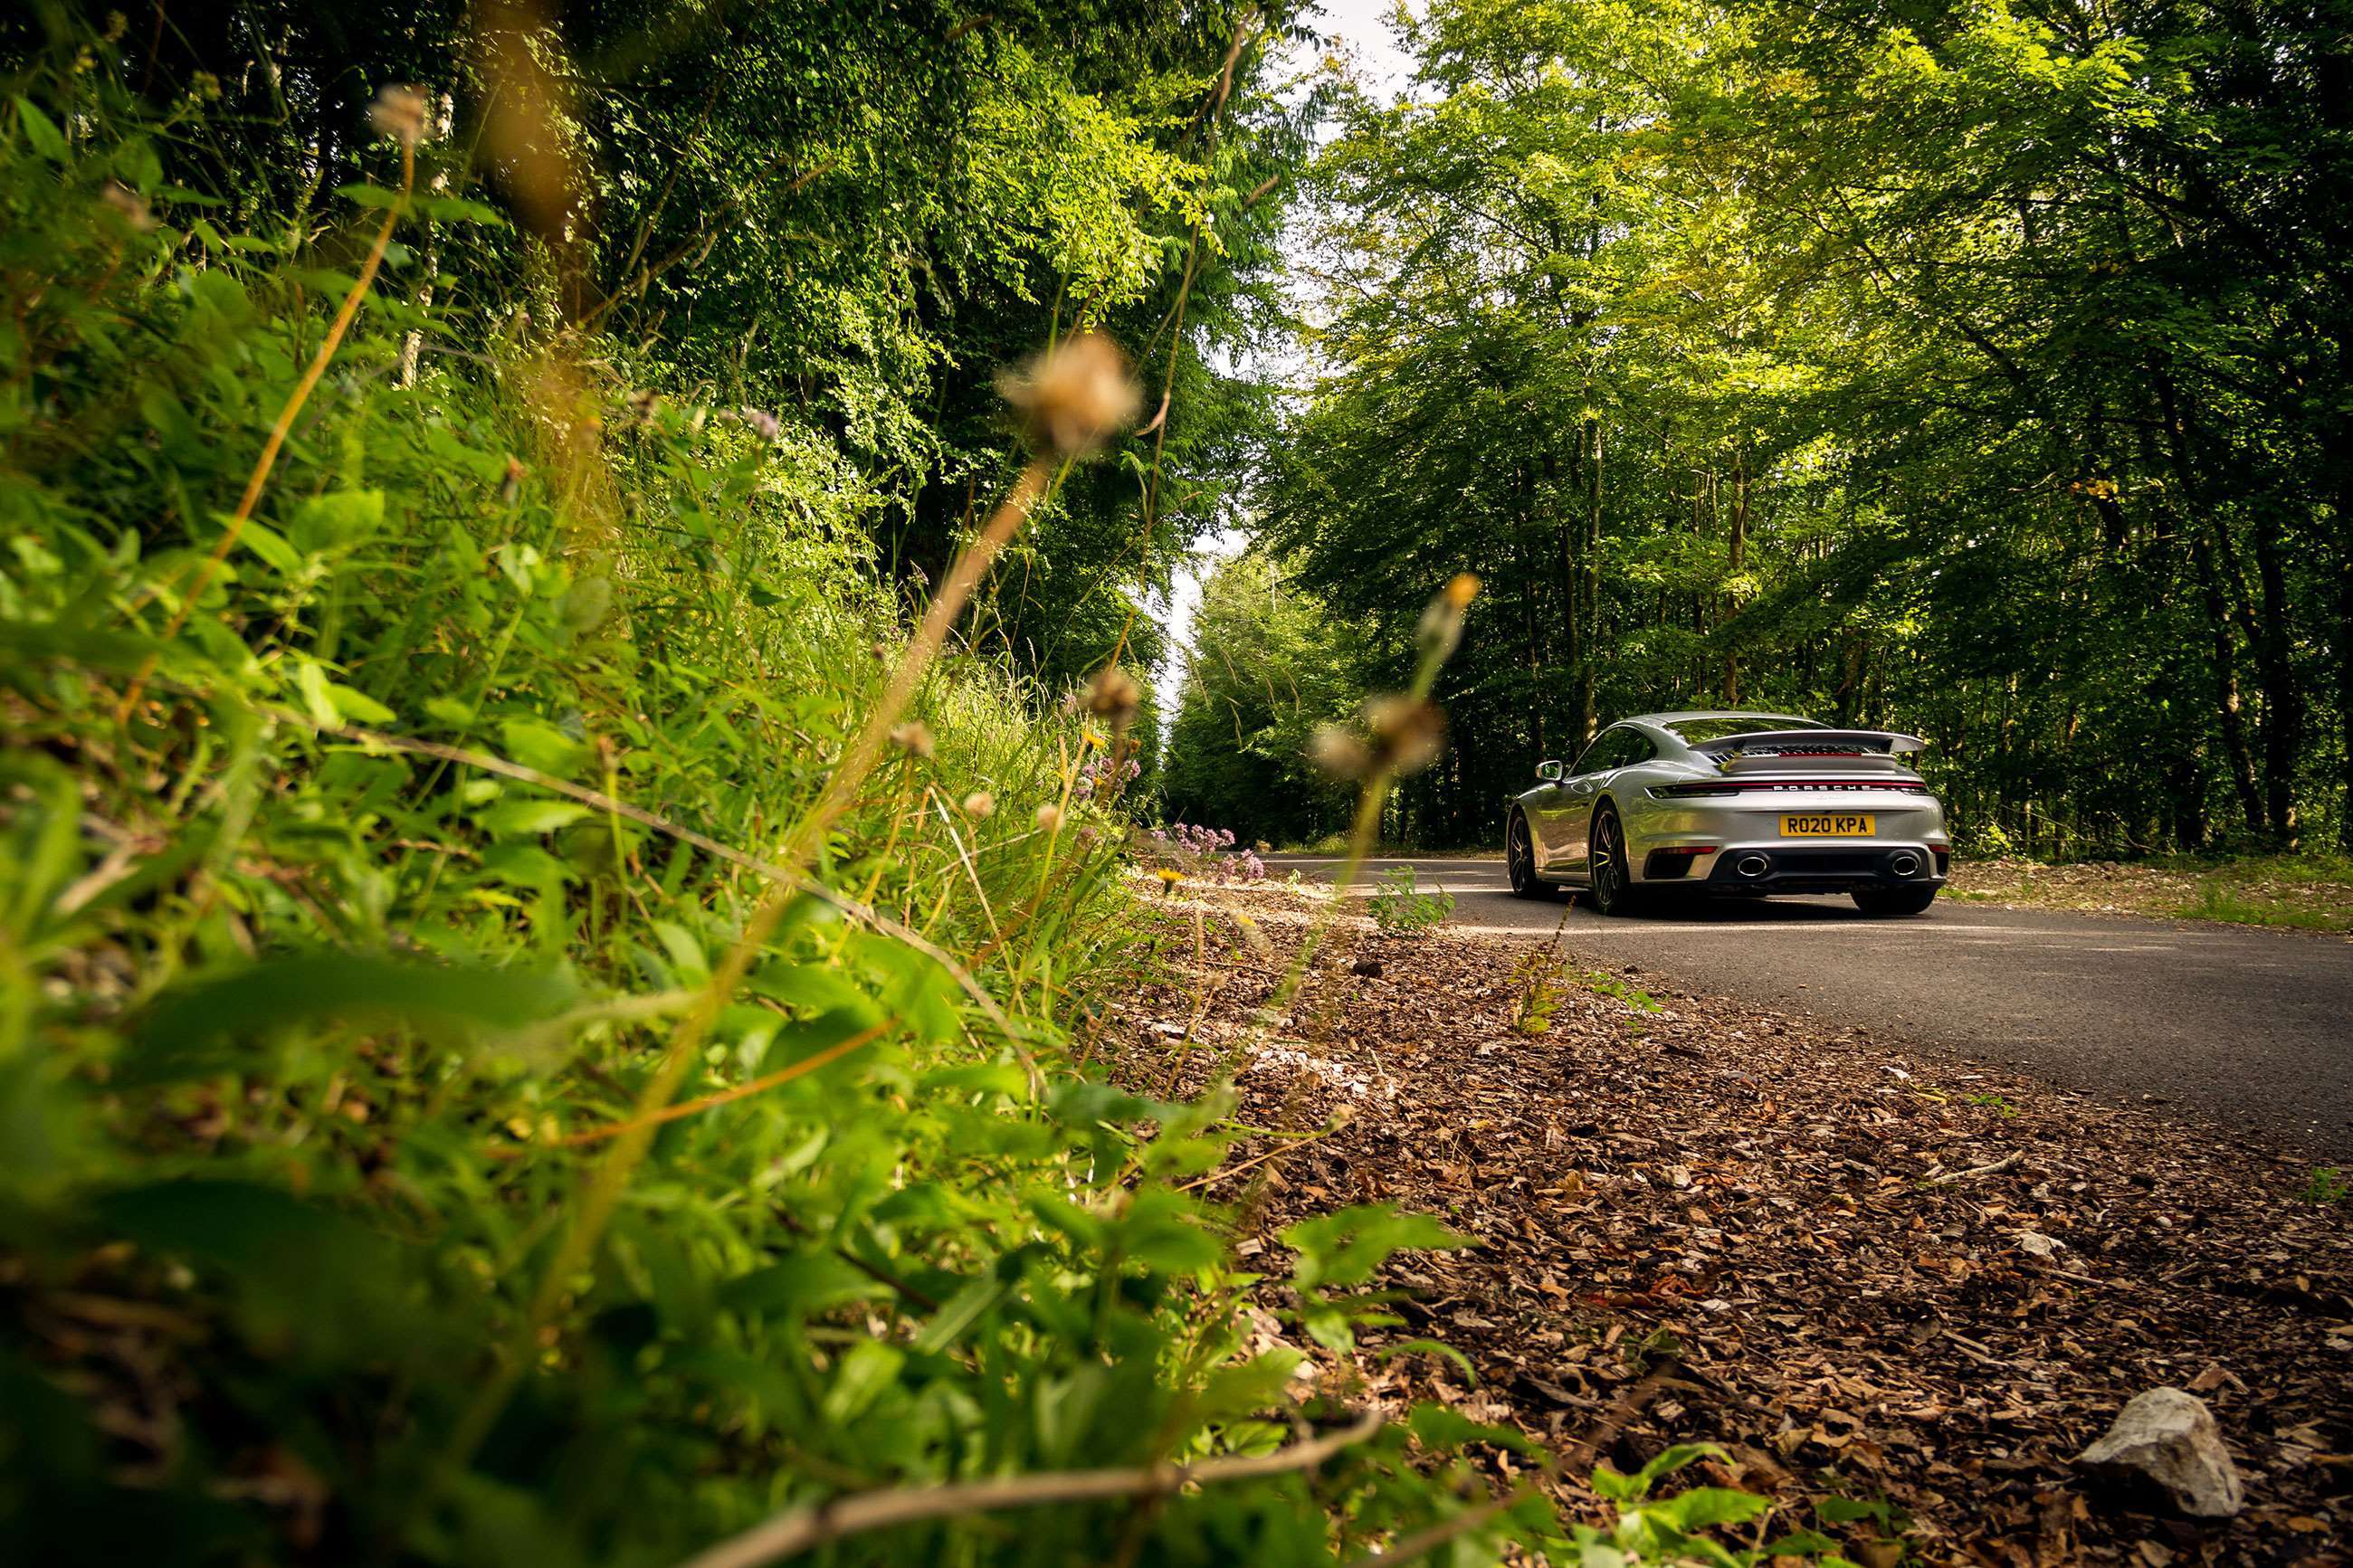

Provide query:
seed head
left=1365, top=695, right=1446, bottom=776
left=369, top=85, right=431, bottom=150
left=1308, top=696, right=1447, bottom=781
left=1307, top=725, right=1371, bottom=781
left=1081, top=664, right=1142, bottom=734
left=962, top=790, right=996, bottom=820
left=890, top=721, right=935, bottom=760
left=1034, top=803, right=1064, bottom=833
left=997, top=330, right=1140, bottom=458
left=1416, top=573, right=1481, bottom=662
left=99, top=182, right=153, bottom=233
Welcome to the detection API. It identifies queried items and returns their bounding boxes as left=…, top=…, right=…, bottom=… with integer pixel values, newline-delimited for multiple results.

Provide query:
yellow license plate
left=1781, top=813, right=1874, bottom=837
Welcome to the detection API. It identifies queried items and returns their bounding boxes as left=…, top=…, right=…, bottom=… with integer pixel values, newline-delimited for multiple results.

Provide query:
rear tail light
left=1651, top=780, right=1928, bottom=797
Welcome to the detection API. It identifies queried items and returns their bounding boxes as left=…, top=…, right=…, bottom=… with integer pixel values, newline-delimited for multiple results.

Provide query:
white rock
left=2016, top=1230, right=2064, bottom=1259
left=2076, top=1388, right=2244, bottom=1517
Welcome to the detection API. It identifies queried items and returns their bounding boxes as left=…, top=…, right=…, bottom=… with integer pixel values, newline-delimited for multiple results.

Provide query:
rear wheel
left=1507, top=811, right=1546, bottom=898
left=1586, top=804, right=1643, bottom=917
left=1853, top=884, right=1939, bottom=917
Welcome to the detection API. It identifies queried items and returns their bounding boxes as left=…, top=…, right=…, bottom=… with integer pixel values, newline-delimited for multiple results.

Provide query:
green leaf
left=1373, top=1337, right=1479, bottom=1383
left=296, top=660, right=342, bottom=728
left=336, top=182, right=411, bottom=212
left=480, top=800, right=592, bottom=836
left=13, top=96, right=67, bottom=161
left=417, top=193, right=509, bottom=226
left=820, top=1342, right=904, bottom=1424
left=911, top=1275, right=1007, bottom=1353
left=237, top=518, right=302, bottom=575
left=1630, top=1442, right=1727, bottom=1496
left=1280, top=1202, right=1476, bottom=1291
left=717, top=1253, right=884, bottom=1316
left=1645, top=1486, right=1771, bottom=1531
left=121, top=955, right=579, bottom=1084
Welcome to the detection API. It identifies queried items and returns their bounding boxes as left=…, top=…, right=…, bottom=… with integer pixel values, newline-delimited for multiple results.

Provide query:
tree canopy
left=1186, top=0, right=2353, bottom=853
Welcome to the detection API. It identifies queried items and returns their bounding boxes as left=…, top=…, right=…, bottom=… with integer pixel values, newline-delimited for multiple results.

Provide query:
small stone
left=2076, top=1387, right=2244, bottom=1517
left=2016, top=1230, right=2063, bottom=1259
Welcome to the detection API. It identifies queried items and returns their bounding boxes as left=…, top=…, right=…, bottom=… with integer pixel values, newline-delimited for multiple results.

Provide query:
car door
left=1556, top=727, right=1661, bottom=879
left=1534, top=727, right=1627, bottom=875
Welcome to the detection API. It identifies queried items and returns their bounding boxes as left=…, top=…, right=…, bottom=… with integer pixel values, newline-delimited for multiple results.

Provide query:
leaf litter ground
left=1112, top=880, right=2353, bottom=1566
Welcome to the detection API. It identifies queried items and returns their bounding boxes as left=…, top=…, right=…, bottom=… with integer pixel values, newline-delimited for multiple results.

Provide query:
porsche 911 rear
left=1630, top=729, right=1949, bottom=901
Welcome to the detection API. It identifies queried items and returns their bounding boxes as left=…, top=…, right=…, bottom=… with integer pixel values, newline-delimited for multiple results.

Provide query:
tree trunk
left=1577, top=413, right=1602, bottom=746
left=2191, top=533, right=2266, bottom=837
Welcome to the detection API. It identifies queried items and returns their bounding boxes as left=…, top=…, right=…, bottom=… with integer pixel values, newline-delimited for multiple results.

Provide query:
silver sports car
left=1504, top=711, right=1950, bottom=917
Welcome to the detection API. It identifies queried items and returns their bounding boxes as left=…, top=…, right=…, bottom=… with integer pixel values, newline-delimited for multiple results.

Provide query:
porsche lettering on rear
left=1502, top=711, right=1950, bottom=917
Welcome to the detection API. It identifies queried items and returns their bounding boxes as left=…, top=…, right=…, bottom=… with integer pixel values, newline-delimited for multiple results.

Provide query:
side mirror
left=1536, top=760, right=1563, bottom=783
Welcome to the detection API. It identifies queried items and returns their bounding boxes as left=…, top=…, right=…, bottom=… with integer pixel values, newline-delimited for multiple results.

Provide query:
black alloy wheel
left=1586, top=804, right=1641, bottom=917
left=1507, top=811, right=1544, bottom=898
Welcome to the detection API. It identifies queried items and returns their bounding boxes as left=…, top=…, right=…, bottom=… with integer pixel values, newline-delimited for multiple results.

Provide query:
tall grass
left=0, top=44, right=1537, bottom=1568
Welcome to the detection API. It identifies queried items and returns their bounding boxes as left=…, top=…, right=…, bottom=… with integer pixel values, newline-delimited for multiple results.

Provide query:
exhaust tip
left=1888, top=851, right=1922, bottom=878
left=1733, top=852, right=1770, bottom=879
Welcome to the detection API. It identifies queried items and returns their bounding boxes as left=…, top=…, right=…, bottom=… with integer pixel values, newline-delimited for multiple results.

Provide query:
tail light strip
left=1651, top=780, right=1931, bottom=797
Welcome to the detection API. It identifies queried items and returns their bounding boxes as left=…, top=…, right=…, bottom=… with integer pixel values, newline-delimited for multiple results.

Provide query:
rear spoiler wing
left=1693, top=728, right=1929, bottom=757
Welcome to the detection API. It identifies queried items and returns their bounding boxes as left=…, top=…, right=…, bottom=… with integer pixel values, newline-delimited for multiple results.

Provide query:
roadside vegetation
left=1948, top=853, right=2353, bottom=935
left=0, top=11, right=1577, bottom=1565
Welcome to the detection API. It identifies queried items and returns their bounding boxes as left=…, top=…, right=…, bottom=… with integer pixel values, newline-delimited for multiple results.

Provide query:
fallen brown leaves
left=1112, top=879, right=2353, bottom=1566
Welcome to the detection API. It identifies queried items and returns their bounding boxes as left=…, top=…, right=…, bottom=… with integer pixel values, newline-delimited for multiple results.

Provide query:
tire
left=1586, top=803, right=1643, bottom=917
left=1506, top=810, right=1547, bottom=898
left=1852, top=884, right=1939, bottom=917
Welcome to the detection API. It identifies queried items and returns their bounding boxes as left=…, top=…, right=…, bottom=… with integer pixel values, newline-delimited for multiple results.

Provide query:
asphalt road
left=1273, top=854, right=2353, bottom=1155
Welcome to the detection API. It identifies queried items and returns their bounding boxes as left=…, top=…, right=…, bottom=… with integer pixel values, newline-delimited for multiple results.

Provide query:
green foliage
left=1162, top=549, right=1366, bottom=839
left=1367, top=865, right=1454, bottom=936
left=1508, top=951, right=1575, bottom=1036
left=0, top=34, right=1538, bottom=1568
left=1567, top=1444, right=1865, bottom=1567
left=2303, top=1167, right=2350, bottom=1205
left=1577, top=971, right=1662, bottom=1016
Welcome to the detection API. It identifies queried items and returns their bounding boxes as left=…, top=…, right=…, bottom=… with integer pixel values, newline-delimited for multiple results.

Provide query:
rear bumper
left=1641, top=843, right=1950, bottom=893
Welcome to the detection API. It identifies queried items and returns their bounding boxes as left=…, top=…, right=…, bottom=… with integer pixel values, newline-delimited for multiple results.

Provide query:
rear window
left=1662, top=716, right=1823, bottom=744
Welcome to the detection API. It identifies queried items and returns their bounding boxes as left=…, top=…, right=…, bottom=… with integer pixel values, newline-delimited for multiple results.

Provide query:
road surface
left=1272, top=855, right=2353, bottom=1154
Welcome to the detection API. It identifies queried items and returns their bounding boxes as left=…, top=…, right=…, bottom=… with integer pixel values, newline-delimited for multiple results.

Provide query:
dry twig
left=675, top=1411, right=1381, bottom=1568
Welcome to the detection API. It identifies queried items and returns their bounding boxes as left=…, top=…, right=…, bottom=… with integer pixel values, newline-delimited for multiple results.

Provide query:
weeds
left=1510, top=949, right=1576, bottom=1035
left=2303, top=1168, right=2349, bottom=1204
left=1368, top=864, right=1454, bottom=936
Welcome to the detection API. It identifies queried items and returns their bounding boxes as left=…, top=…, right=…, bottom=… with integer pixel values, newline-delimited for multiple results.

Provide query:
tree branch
left=675, top=1411, right=1382, bottom=1568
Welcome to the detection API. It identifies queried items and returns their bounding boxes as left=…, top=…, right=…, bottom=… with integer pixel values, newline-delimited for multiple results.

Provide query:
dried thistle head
left=997, top=331, right=1140, bottom=459
left=369, top=85, right=431, bottom=150
left=1307, top=724, right=1371, bottom=781
left=1034, top=803, right=1065, bottom=833
left=889, top=721, right=935, bottom=760
left=1415, top=572, right=1481, bottom=662
left=99, top=182, right=153, bottom=233
left=1365, top=695, right=1446, bottom=776
left=1081, top=664, right=1142, bottom=734
left=1308, top=697, right=1447, bottom=781
left=962, top=790, right=996, bottom=820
